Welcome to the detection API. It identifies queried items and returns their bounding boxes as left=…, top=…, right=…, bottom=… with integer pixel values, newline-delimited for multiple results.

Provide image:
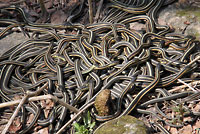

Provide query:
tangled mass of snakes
left=0, top=0, right=200, bottom=133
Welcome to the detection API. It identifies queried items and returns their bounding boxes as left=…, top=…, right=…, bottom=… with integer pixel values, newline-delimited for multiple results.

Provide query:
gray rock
left=158, top=3, right=200, bottom=39
left=94, top=115, right=148, bottom=134
left=0, top=32, right=28, bottom=56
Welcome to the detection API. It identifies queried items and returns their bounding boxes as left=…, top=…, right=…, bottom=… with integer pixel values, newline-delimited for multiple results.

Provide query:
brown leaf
left=14, top=117, right=21, bottom=127
left=44, top=109, right=50, bottom=118
left=33, top=125, right=43, bottom=133
left=9, top=117, right=22, bottom=133
left=192, top=119, right=200, bottom=131
left=45, top=0, right=54, bottom=9
left=13, top=94, right=22, bottom=100
left=52, top=0, right=60, bottom=6
left=27, top=113, right=35, bottom=124
left=65, top=0, right=79, bottom=8
left=194, top=102, right=200, bottom=112
left=28, top=10, right=40, bottom=18
left=45, top=99, right=54, bottom=110
left=130, top=22, right=146, bottom=31
left=40, top=99, right=54, bottom=118
left=184, top=21, right=190, bottom=25
left=170, top=127, right=178, bottom=134
left=178, top=125, right=192, bottom=134
left=183, top=116, right=192, bottom=122
left=35, top=127, right=49, bottom=134
left=40, top=100, right=46, bottom=108
left=51, top=10, right=67, bottom=25
left=188, top=103, right=194, bottom=109
left=164, top=125, right=170, bottom=131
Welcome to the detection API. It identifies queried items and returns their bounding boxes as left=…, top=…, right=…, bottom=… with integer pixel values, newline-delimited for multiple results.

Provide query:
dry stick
left=50, top=95, right=79, bottom=113
left=169, top=56, right=200, bottom=93
left=177, top=79, right=197, bottom=92
left=180, top=91, right=200, bottom=103
left=56, top=102, right=95, bottom=134
left=88, top=0, right=93, bottom=24
left=169, top=80, right=200, bottom=93
left=0, top=94, right=79, bottom=113
left=1, top=82, right=79, bottom=133
left=38, top=0, right=49, bottom=22
left=2, top=83, right=48, bottom=134
left=2, top=95, right=28, bottom=134
left=94, top=0, right=104, bottom=22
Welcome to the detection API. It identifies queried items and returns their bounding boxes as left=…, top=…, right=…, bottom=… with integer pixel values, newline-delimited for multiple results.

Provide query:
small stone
left=94, top=115, right=148, bottom=134
left=129, top=22, right=146, bottom=31
left=94, top=89, right=112, bottom=116
left=184, top=21, right=190, bottom=25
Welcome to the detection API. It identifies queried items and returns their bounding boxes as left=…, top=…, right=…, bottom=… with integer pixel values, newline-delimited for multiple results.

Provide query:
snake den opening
left=0, top=0, right=200, bottom=134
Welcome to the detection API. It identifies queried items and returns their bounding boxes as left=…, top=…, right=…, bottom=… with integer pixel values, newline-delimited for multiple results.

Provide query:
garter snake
left=0, top=0, right=199, bottom=133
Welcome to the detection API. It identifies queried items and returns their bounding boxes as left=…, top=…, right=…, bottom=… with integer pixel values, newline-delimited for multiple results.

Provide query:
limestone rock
left=94, top=89, right=112, bottom=116
left=94, top=115, right=148, bottom=134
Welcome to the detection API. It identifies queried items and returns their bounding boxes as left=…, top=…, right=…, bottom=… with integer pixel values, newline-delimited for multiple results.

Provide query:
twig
left=0, top=0, right=26, bottom=8
left=2, top=95, right=28, bottom=134
left=1, top=82, right=80, bottom=133
left=94, top=0, right=104, bottom=23
left=0, top=94, right=79, bottom=113
left=38, top=0, right=49, bottom=22
left=56, top=102, right=94, bottom=134
left=169, top=56, right=200, bottom=93
left=187, top=56, right=200, bottom=66
left=177, top=79, right=197, bottom=92
left=1, top=83, right=48, bottom=134
left=169, top=80, right=200, bottom=93
left=180, top=91, right=200, bottom=103
left=50, top=95, right=79, bottom=113
left=88, top=0, right=93, bottom=24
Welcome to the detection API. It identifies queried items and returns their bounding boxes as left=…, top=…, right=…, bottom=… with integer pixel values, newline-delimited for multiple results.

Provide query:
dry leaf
left=44, top=109, right=50, bottom=118
left=164, top=125, right=170, bottom=131
left=130, top=22, right=146, bottom=31
left=40, top=100, right=46, bottom=108
left=51, top=10, right=67, bottom=25
left=179, top=125, right=192, bottom=134
left=13, top=95, right=21, bottom=100
left=28, top=10, right=39, bottom=18
left=170, top=127, right=178, bottom=134
left=8, top=117, right=22, bottom=133
left=45, top=0, right=54, bottom=10
left=40, top=99, right=54, bottom=118
left=192, top=119, right=200, bottom=131
left=27, top=113, right=35, bottom=124
left=45, top=99, right=54, bottom=110
left=35, top=127, right=49, bottom=134
left=65, top=0, right=79, bottom=9
left=194, top=102, right=200, bottom=112
left=183, top=116, right=192, bottom=122
left=188, top=103, right=194, bottom=109
left=184, top=21, right=190, bottom=25
left=33, top=125, right=43, bottom=133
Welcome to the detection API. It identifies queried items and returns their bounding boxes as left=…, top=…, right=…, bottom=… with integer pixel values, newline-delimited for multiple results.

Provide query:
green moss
left=176, top=8, right=190, bottom=16
left=195, top=32, right=200, bottom=38
left=94, top=115, right=148, bottom=134
left=187, top=29, right=200, bottom=39
left=176, top=7, right=200, bottom=21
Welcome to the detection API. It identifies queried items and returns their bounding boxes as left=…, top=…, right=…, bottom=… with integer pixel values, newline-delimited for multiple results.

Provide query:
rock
left=94, top=115, right=148, bottom=134
left=158, top=2, right=200, bottom=39
left=94, top=89, right=112, bottom=116
left=0, top=32, right=28, bottom=56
